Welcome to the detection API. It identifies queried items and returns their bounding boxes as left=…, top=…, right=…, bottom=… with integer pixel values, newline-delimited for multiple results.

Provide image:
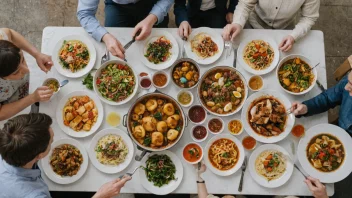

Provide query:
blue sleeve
left=228, top=0, right=239, bottom=13
left=303, top=78, right=347, bottom=116
left=150, top=0, right=174, bottom=25
left=174, top=0, right=188, bottom=27
left=77, top=0, right=108, bottom=42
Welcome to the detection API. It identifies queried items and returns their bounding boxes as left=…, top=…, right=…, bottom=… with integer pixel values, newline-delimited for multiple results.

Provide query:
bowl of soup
left=188, top=105, right=207, bottom=124
left=177, top=90, right=193, bottom=107
left=248, top=75, right=264, bottom=91
left=228, top=119, right=243, bottom=135
left=242, top=136, right=257, bottom=150
left=191, top=125, right=208, bottom=142
left=152, top=71, right=169, bottom=89
left=183, top=142, right=203, bottom=164
left=207, top=118, right=224, bottom=134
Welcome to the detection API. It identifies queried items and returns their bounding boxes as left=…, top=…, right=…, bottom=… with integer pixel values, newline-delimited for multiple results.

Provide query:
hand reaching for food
left=222, top=23, right=242, bottom=41
left=279, top=35, right=295, bottom=52
left=102, top=33, right=125, bottom=59
left=35, top=53, right=53, bottom=73
left=194, top=162, right=207, bottom=174
left=93, top=175, right=131, bottom=198
left=291, top=102, right=308, bottom=116
left=31, top=86, right=53, bottom=102
left=178, top=21, right=192, bottom=38
left=133, top=14, right=158, bottom=41
left=305, top=176, right=329, bottom=198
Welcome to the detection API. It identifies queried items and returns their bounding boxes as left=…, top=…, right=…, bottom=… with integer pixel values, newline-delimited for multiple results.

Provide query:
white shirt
left=200, top=0, right=216, bottom=11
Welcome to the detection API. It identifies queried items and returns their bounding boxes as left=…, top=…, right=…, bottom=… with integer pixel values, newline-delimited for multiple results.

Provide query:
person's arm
left=174, top=0, right=188, bottom=27
left=232, top=0, right=257, bottom=28
left=149, top=0, right=174, bottom=25
left=305, top=177, right=329, bottom=198
left=289, top=0, right=320, bottom=41
left=77, top=0, right=108, bottom=42
left=228, top=0, right=239, bottom=13
left=92, top=176, right=131, bottom=198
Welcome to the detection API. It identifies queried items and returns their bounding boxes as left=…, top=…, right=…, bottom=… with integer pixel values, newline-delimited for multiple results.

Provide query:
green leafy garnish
left=82, top=73, right=93, bottom=90
left=153, top=112, right=162, bottom=121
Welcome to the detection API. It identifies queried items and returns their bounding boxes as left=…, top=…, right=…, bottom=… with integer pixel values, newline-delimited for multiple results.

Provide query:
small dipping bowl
left=43, top=78, right=60, bottom=94
left=207, top=117, right=224, bottom=135
left=188, top=105, right=207, bottom=125
left=152, top=71, right=170, bottom=89
left=139, top=76, right=152, bottom=90
left=191, top=125, right=208, bottom=142
left=228, top=119, right=243, bottom=136
left=248, top=75, right=264, bottom=92
left=242, top=136, right=257, bottom=150
left=182, top=142, right=204, bottom=164
left=177, top=90, right=194, bottom=108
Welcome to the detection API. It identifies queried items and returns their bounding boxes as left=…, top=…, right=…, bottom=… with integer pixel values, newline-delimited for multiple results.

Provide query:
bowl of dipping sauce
left=177, top=90, right=193, bottom=107
left=140, top=76, right=152, bottom=89
left=43, top=78, right=60, bottom=94
left=207, top=118, right=224, bottom=134
left=188, top=105, right=207, bottom=124
left=248, top=75, right=264, bottom=91
left=242, top=136, right=257, bottom=150
left=191, top=125, right=208, bottom=142
left=152, top=71, right=169, bottom=89
left=291, top=124, right=305, bottom=138
left=182, top=142, right=203, bottom=164
left=106, top=112, right=121, bottom=127
left=228, top=119, right=243, bottom=135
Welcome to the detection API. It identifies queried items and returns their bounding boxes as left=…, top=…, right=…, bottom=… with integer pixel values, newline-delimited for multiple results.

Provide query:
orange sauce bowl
left=228, top=119, right=243, bottom=135
left=291, top=124, right=305, bottom=138
left=242, top=136, right=257, bottom=150
left=182, top=142, right=203, bottom=164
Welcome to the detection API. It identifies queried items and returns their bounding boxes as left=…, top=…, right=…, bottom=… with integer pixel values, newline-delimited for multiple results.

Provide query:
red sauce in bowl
left=193, top=126, right=207, bottom=140
left=291, top=124, right=305, bottom=138
left=188, top=105, right=206, bottom=123
left=242, top=136, right=256, bottom=150
left=183, top=143, right=203, bottom=163
left=140, top=78, right=151, bottom=88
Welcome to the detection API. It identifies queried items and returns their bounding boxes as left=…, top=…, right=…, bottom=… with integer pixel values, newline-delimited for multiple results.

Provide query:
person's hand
left=133, top=14, right=158, bottom=41
left=305, top=177, right=329, bottom=198
left=35, top=53, right=53, bottom=73
left=291, top=102, right=308, bottom=116
left=178, top=21, right=192, bottom=38
left=102, top=33, right=125, bottom=59
left=279, top=35, right=295, bottom=52
left=30, top=86, right=53, bottom=102
left=93, top=176, right=132, bottom=198
left=193, top=162, right=207, bottom=174
left=226, top=12, right=234, bottom=24
left=222, top=23, right=242, bottom=41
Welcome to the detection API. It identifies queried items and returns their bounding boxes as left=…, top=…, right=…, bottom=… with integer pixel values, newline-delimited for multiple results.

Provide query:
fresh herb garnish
left=82, top=73, right=93, bottom=90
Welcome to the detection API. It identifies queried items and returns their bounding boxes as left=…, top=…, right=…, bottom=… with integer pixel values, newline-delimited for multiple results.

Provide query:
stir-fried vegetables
left=145, top=36, right=172, bottom=64
left=142, top=154, right=176, bottom=187
left=96, top=63, right=135, bottom=102
left=59, top=40, right=90, bottom=72
left=243, top=40, right=274, bottom=70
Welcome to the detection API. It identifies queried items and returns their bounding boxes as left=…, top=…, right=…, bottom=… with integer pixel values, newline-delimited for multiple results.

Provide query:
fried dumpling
left=151, top=132, right=164, bottom=146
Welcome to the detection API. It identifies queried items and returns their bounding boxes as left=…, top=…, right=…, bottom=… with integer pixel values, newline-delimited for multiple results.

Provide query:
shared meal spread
left=172, top=61, right=199, bottom=88
left=208, top=138, right=239, bottom=171
left=191, top=33, right=218, bottom=58
left=63, top=95, right=98, bottom=132
left=50, top=144, right=83, bottom=177
left=95, top=134, right=128, bottom=166
left=255, top=150, right=286, bottom=181
left=59, top=40, right=90, bottom=72
left=243, top=40, right=274, bottom=70
left=145, top=36, right=172, bottom=64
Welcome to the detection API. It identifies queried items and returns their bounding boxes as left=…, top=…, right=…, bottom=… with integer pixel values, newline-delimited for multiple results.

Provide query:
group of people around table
left=0, top=0, right=349, bottom=197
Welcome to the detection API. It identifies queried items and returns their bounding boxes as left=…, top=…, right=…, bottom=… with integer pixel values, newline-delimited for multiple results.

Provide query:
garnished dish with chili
left=145, top=36, right=172, bottom=64
left=59, top=40, right=90, bottom=72
left=243, top=40, right=274, bottom=70
left=191, top=33, right=218, bottom=58
left=183, top=143, right=203, bottom=163
left=50, top=144, right=83, bottom=177
left=96, top=63, right=135, bottom=102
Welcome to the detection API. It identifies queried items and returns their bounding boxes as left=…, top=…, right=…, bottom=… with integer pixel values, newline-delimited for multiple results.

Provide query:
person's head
left=0, top=113, right=54, bottom=167
left=345, top=72, right=352, bottom=96
left=0, top=40, right=29, bottom=80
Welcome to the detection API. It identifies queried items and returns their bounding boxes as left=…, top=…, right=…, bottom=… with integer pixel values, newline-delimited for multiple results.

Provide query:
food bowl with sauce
left=170, top=58, right=200, bottom=89
left=182, top=142, right=203, bottom=164
left=248, top=75, right=264, bottom=91
left=188, top=105, right=207, bottom=124
left=177, top=90, right=194, bottom=107
left=291, top=124, right=305, bottom=138
left=152, top=71, right=170, bottom=89
left=207, top=118, right=224, bottom=134
left=242, top=136, right=257, bottom=150
left=139, top=76, right=152, bottom=90
left=191, top=125, right=208, bottom=142
left=228, top=119, right=243, bottom=135
left=43, top=78, right=60, bottom=94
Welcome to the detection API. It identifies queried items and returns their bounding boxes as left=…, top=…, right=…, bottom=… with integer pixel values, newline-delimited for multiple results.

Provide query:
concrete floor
left=0, top=0, right=352, bottom=197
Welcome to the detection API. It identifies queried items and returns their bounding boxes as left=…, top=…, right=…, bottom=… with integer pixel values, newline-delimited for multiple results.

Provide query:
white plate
left=52, top=35, right=97, bottom=78
left=88, top=128, right=134, bottom=174
left=248, top=144, right=294, bottom=188
left=138, top=30, right=179, bottom=70
left=41, top=138, right=88, bottom=184
left=139, top=150, right=183, bottom=195
left=237, top=36, right=279, bottom=75
left=185, top=27, right=224, bottom=65
left=241, top=90, right=295, bottom=143
left=297, top=124, right=352, bottom=183
left=93, top=60, right=138, bottom=105
left=204, top=134, right=245, bottom=176
left=56, top=90, right=104, bottom=138
left=276, top=54, right=318, bottom=95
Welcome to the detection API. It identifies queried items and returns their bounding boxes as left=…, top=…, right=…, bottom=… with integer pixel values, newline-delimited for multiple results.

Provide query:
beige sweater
left=233, top=0, right=320, bottom=40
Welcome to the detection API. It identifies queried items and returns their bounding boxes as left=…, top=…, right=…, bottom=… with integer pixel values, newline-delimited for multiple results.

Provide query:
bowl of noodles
left=248, top=144, right=293, bottom=188
left=237, top=36, right=279, bottom=75
left=204, top=134, right=245, bottom=176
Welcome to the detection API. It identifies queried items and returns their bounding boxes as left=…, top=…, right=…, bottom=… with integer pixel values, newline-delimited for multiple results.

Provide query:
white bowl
left=139, top=76, right=152, bottom=90
left=152, top=70, right=170, bottom=89
left=227, top=119, right=244, bottom=136
left=188, top=105, right=207, bottom=125
left=191, top=125, right=208, bottom=142
left=276, top=54, right=318, bottom=96
left=207, top=117, right=225, bottom=135
left=42, top=78, right=60, bottom=95
left=248, top=75, right=264, bottom=92
left=182, top=142, right=204, bottom=164
left=177, top=90, right=194, bottom=108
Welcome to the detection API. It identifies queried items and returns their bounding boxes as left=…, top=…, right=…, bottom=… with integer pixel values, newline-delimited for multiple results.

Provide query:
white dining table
left=38, top=27, right=333, bottom=196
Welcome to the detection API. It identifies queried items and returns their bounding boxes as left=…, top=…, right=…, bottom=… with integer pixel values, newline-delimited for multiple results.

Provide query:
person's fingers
left=41, top=89, right=54, bottom=95
left=121, top=175, right=132, bottom=182
left=279, top=38, right=286, bottom=48
left=183, top=25, right=189, bottom=38
left=284, top=44, right=293, bottom=52
left=37, top=86, right=50, bottom=91
left=178, top=26, right=183, bottom=37
left=117, top=42, right=125, bottom=54
left=132, top=26, right=141, bottom=39
left=136, top=27, right=147, bottom=40
left=113, top=46, right=125, bottom=59
left=308, top=176, right=323, bottom=188
left=222, top=27, right=230, bottom=41
left=280, top=42, right=290, bottom=52
left=305, top=179, right=316, bottom=191
left=231, top=28, right=241, bottom=41
left=108, top=45, right=118, bottom=57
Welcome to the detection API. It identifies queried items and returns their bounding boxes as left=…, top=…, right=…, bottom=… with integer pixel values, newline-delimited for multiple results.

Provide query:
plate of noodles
left=185, top=27, right=224, bottom=65
left=248, top=144, right=293, bottom=188
left=204, top=134, right=245, bottom=176
left=237, top=36, right=279, bottom=75
left=52, top=35, right=97, bottom=78
left=88, top=128, right=134, bottom=174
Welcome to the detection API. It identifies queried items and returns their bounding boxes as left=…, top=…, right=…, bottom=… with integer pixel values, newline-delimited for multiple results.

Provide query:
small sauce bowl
left=191, top=125, right=208, bottom=142
left=152, top=71, right=170, bottom=89
left=207, top=117, right=224, bottom=135
left=177, top=90, right=193, bottom=108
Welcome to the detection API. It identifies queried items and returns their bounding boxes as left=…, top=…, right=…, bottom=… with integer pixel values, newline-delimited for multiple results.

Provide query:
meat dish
left=50, top=144, right=83, bottom=177
left=191, top=33, right=218, bottom=58
left=59, top=40, right=89, bottom=72
left=243, top=40, right=274, bottom=70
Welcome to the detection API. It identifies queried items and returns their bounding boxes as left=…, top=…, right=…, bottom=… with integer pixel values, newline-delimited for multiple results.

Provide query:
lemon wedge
left=224, top=103, right=232, bottom=112
left=233, top=91, right=242, bottom=98
left=214, top=73, right=222, bottom=79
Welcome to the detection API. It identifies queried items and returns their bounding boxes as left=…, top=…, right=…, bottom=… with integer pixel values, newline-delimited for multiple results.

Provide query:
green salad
left=142, top=154, right=176, bottom=187
left=96, top=63, right=135, bottom=102
left=144, top=36, right=172, bottom=64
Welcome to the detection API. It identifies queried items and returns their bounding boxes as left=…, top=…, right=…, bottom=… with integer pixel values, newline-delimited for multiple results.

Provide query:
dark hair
left=0, top=40, right=21, bottom=77
left=0, top=113, right=52, bottom=167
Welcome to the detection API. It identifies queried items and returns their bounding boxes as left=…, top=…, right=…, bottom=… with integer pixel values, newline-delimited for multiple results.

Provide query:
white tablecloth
left=39, top=27, right=332, bottom=196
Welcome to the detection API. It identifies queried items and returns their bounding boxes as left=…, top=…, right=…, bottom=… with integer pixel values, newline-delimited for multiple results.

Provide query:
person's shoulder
left=0, top=28, right=10, bottom=41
